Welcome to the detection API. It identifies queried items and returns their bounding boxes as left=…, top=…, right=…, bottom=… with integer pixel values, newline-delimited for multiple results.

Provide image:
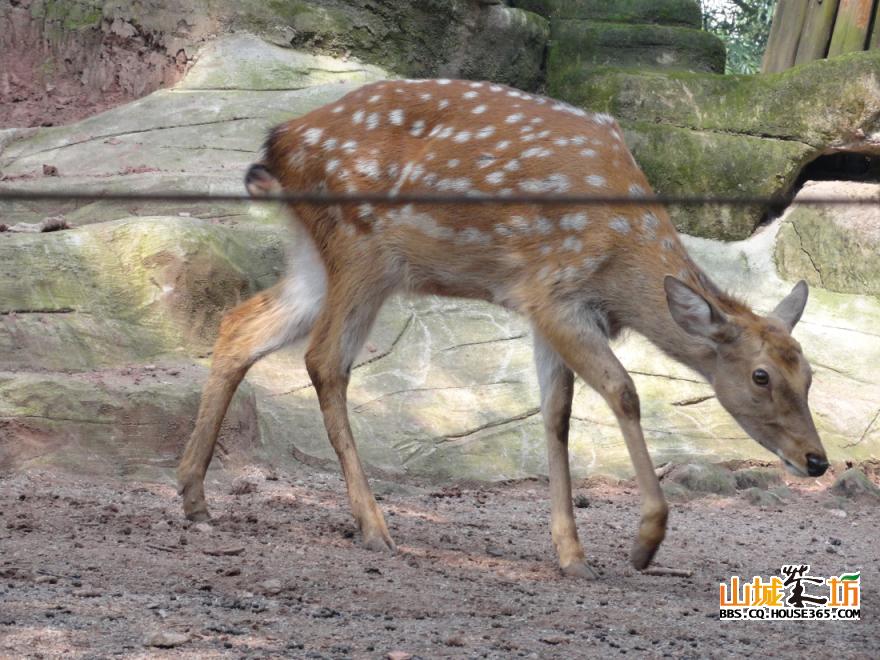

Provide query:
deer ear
left=771, top=280, right=808, bottom=331
left=664, top=276, right=730, bottom=342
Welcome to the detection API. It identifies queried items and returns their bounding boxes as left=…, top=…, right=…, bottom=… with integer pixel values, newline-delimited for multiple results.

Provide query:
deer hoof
left=631, top=539, right=660, bottom=570
left=362, top=532, right=397, bottom=554
left=561, top=560, right=599, bottom=579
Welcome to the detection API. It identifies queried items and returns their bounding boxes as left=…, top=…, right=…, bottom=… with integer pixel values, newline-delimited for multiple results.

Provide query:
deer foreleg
left=533, top=309, right=668, bottom=571
left=534, top=331, right=598, bottom=578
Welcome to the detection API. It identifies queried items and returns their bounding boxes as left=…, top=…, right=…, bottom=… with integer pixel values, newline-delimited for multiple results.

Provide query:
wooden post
left=870, top=0, right=880, bottom=48
left=762, top=0, right=811, bottom=73
left=827, top=0, right=876, bottom=56
left=795, top=0, right=841, bottom=64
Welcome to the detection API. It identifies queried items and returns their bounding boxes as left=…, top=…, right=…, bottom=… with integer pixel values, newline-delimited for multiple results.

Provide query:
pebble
left=260, top=578, right=283, bottom=595
left=144, top=630, right=189, bottom=648
left=193, top=522, right=213, bottom=534
left=828, top=509, right=847, bottom=518
left=387, top=652, right=413, bottom=660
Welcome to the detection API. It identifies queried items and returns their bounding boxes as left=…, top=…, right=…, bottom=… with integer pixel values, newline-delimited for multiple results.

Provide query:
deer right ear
left=245, top=163, right=281, bottom=197
left=664, top=276, right=730, bottom=342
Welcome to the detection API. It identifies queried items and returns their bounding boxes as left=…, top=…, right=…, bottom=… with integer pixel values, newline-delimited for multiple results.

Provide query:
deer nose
left=806, top=453, right=829, bottom=477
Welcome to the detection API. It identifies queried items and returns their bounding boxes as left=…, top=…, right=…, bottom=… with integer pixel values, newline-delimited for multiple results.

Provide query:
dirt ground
left=0, top=465, right=876, bottom=659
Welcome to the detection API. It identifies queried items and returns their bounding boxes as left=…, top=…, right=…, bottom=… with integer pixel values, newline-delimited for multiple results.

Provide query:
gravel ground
left=0, top=466, right=877, bottom=659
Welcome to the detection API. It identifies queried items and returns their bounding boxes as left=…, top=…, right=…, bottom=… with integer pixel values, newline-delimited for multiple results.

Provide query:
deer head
left=665, top=277, right=828, bottom=477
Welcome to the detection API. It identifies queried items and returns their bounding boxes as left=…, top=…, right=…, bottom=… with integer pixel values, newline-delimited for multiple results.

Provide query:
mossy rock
left=830, top=468, right=880, bottom=501
left=623, top=122, right=812, bottom=239
left=550, top=20, right=725, bottom=74
left=510, top=0, right=702, bottom=26
left=551, top=50, right=880, bottom=147
left=231, top=0, right=549, bottom=90
left=742, top=487, right=786, bottom=507
left=0, top=218, right=285, bottom=369
left=775, top=182, right=880, bottom=296
left=668, top=462, right=737, bottom=495
left=734, top=467, right=784, bottom=491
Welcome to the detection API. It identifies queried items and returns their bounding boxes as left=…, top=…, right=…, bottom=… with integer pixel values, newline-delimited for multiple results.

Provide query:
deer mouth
left=778, top=455, right=808, bottom=477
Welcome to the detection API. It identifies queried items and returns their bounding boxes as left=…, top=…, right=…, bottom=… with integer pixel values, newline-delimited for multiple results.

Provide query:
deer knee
left=609, top=377, right=640, bottom=421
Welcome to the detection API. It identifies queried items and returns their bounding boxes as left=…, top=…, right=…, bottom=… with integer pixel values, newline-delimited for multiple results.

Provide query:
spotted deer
left=177, top=79, right=829, bottom=576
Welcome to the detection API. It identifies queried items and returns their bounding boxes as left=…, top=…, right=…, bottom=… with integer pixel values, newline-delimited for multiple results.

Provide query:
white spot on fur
left=300, top=127, right=321, bottom=145
left=437, top=79, right=451, bottom=85
left=562, top=236, right=582, bottom=252
left=438, top=99, right=450, bottom=109
left=585, top=174, right=607, bottom=187
left=354, top=158, right=381, bottom=180
left=463, top=91, right=479, bottom=99
left=453, top=131, right=472, bottom=143
left=495, top=224, right=513, bottom=237
left=505, top=113, right=525, bottom=124
left=503, top=159, right=521, bottom=172
left=521, top=147, right=553, bottom=159
left=389, top=109, right=405, bottom=126
left=366, top=112, right=380, bottom=130
left=580, top=148, right=597, bottom=158
left=496, top=140, right=512, bottom=150
left=322, top=138, right=338, bottom=151
left=410, top=119, right=426, bottom=137
left=341, top=140, right=357, bottom=154
left=641, top=211, right=660, bottom=239
left=352, top=110, right=365, bottom=125
left=447, top=159, right=460, bottom=168
left=486, top=171, right=505, bottom=185
left=331, top=105, right=345, bottom=114
left=325, top=159, right=340, bottom=174
left=559, top=212, right=588, bottom=232
left=610, top=216, right=631, bottom=234
left=436, top=177, right=472, bottom=192
left=519, top=173, right=570, bottom=193
left=368, top=94, right=382, bottom=103
left=458, top=227, right=490, bottom=245
left=472, top=104, right=487, bottom=114
left=535, top=217, right=553, bottom=234
left=419, top=92, right=432, bottom=101
left=476, top=126, right=496, bottom=139
left=554, top=137, right=570, bottom=147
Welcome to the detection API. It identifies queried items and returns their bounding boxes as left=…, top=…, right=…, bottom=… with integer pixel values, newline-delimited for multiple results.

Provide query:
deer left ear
left=664, top=276, right=731, bottom=343
left=771, top=280, right=808, bottom=332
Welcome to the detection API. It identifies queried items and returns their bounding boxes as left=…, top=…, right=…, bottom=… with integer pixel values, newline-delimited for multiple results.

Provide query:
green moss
left=550, top=19, right=725, bottom=74
left=622, top=121, right=812, bottom=239
left=551, top=50, right=880, bottom=148
left=32, top=0, right=104, bottom=30
left=511, top=0, right=702, bottom=26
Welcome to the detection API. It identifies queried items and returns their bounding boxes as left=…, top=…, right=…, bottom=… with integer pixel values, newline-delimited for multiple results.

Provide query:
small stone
left=260, top=578, right=283, bottom=595
left=444, top=636, right=465, bottom=647
left=230, top=478, right=258, bottom=496
left=193, top=522, right=213, bottom=534
left=145, top=630, right=189, bottom=648
left=828, top=509, right=847, bottom=519
left=573, top=494, right=590, bottom=508
left=387, top=652, right=413, bottom=660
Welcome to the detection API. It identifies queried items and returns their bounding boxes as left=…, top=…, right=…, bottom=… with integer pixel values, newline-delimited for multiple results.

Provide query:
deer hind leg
left=177, top=239, right=327, bottom=521
left=533, top=306, right=668, bottom=571
left=533, top=331, right=599, bottom=579
left=305, top=273, right=395, bottom=552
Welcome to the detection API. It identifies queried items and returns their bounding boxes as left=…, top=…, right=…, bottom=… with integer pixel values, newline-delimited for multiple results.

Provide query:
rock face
left=1, top=20, right=879, bottom=485
left=776, top=181, right=880, bottom=295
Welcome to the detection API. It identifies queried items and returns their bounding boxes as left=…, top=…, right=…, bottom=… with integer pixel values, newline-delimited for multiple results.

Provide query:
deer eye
left=752, top=368, right=770, bottom=387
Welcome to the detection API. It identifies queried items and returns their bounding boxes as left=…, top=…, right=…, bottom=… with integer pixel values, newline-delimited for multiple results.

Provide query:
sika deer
left=177, top=79, right=828, bottom=576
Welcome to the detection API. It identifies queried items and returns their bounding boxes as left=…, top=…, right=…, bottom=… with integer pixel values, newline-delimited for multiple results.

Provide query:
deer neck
left=618, top=261, right=720, bottom=384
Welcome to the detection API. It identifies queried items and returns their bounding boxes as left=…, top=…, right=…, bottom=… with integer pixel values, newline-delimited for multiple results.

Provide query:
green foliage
left=700, top=0, right=777, bottom=74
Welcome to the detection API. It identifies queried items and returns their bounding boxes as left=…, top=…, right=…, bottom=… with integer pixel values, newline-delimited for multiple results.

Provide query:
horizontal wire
left=0, top=189, right=877, bottom=207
